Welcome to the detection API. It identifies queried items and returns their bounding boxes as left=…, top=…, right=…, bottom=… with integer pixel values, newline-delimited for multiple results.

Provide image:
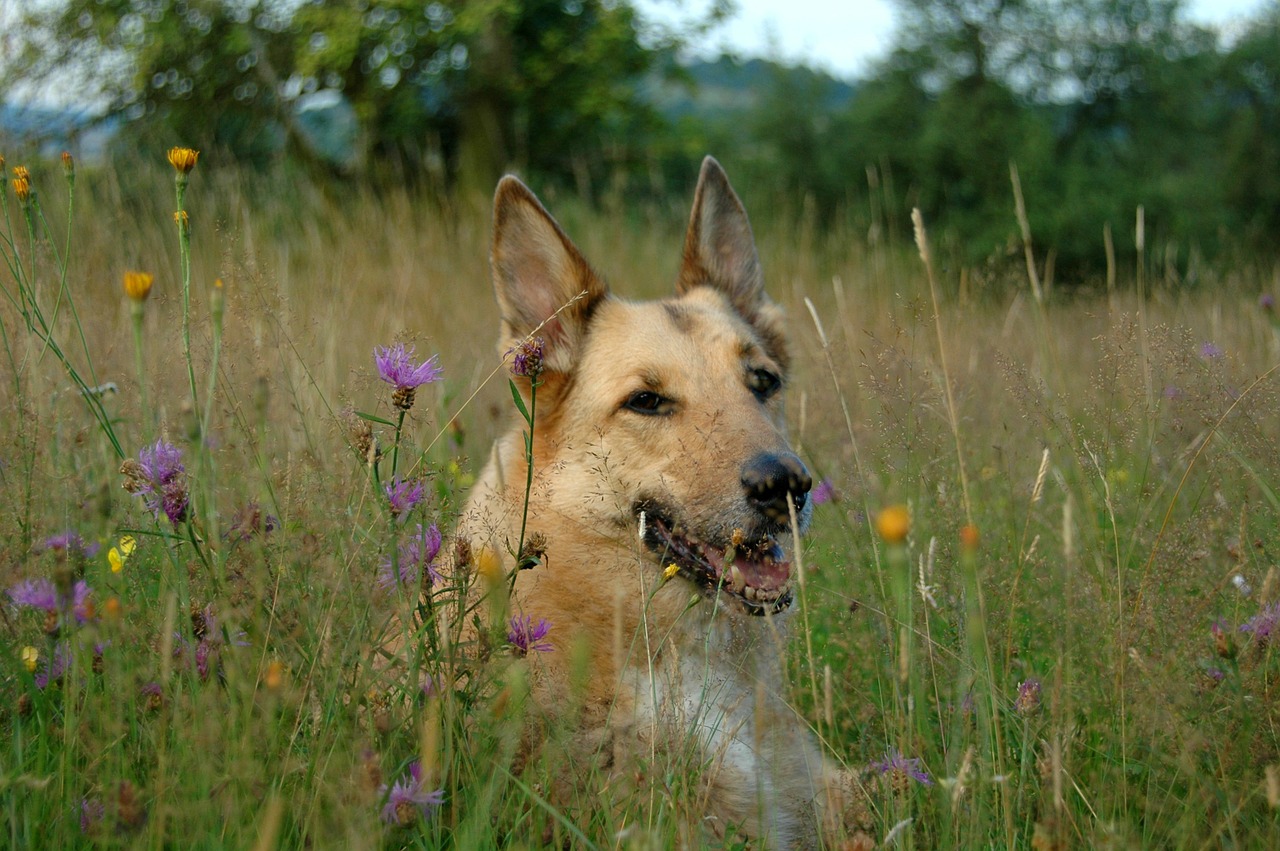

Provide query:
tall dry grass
left=2, top=149, right=1280, bottom=848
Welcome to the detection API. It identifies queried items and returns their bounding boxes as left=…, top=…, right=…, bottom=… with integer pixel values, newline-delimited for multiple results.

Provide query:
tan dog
left=458, top=157, right=856, bottom=846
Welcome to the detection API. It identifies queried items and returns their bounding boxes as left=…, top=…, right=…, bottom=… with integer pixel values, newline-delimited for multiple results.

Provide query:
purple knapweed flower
left=123, top=439, right=189, bottom=525
left=507, top=614, right=554, bottom=655
left=1014, top=677, right=1042, bottom=715
left=872, top=748, right=932, bottom=787
left=1261, top=293, right=1276, bottom=313
left=8, top=577, right=93, bottom=623
left=384, top=477, right=426, bottom=520
left=378, top=524, right=443, bottom=591
left=379, top=760, right=445, bottom=826
left=1162, top=385, right=1182, bottom=400
left=508, top=336, right=545, bottom=379
left=1241, top=602, right=1280, bottom=645
left=375, top=343, right=442, bottom=411
left=41, top=532, right=100, bottom=560
left=80, top=796, right=105, bottom=834
left=810, top=478, right=836, bottom=506
left=420, top=674, right=438, bottom=698
left=1200, top=342, right=1224, bottom=359
left=34, top=643, right=71, bottom=688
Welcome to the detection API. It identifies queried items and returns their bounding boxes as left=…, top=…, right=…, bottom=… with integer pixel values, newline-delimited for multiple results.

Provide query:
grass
left=2, top=149, right=1280, bottom=849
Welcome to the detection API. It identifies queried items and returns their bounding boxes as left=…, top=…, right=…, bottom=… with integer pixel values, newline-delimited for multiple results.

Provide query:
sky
left=639, top=0, right=1273, bottom=80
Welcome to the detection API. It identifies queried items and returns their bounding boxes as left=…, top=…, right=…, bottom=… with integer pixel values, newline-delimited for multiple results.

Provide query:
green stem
left=132, top=304, right=151, bottom=441
left=176, top=177, right=200, bottom=431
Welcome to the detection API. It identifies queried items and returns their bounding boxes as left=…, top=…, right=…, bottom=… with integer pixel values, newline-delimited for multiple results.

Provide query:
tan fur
left=456, top=158, right=861, bottom=847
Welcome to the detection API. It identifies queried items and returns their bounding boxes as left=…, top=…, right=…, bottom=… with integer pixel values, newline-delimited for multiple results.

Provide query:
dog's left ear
left=677, top=156, right=789, bottom=369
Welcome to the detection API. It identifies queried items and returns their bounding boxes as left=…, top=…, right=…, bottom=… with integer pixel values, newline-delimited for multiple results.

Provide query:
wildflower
left=875, top=504, right=910, bottom=545
left=103, top=596, right=122, bottom=622
left=264, top=660, right=284, bottom=691
left=375, top=343, right=443, bottom=410
left=41, top=531, right=101, bottom=561
left=518, top=531, right=547, bottom=570
left=507, top=614, right=554, bottom=655
left=61, top=151, right=74, bottom=179
left=12, top=173, right=30, bottom=202
left=508, top=336, right=545, bottom=379
left=959, top=524, right=980, bottom=553
left=872, top=748, right=932, bottom=790
left=167, top=147, right=199, bottom=174
left=13, top=165, right=30, bottom=181
left=123, top=271, right=154, bottom=303
left=108, top=536, right=136, bottom=574
left=1262, top=293, right=1276, bottom=313
left=810, top=478, right=836, bottom=506
left=1212, top=619, right=1236, bottom=658
left=1162, top=385, right=1182, bottom=399
left=1241, top=602, right=1280, bottom=645
left=383, top=476, right=426, bottom=520
left=33, top=643, right=70, bottom=688
left=1014, top=677, right=1042, bottom=715
left=178, top=603, right=248, bottom=681
left=80, top=797, right=104, bottom=834
left=122, top=439, right=189, bottom=526
left=21, top=646, right=38, bottom=673
left=140, top=682, right=164, bottom=712
left=1200, top=342, right=1224, bottom=359
left=420, top=674, right=437, bottom=698
left=225, top=501, right=278, bottom=542
left=8, top=577, right=94, bottom=624
left=663, top=562, right=680, bottom=582
left=380, top=760, right=444, bottom=826
left=378, top=523, right=443, bottom=591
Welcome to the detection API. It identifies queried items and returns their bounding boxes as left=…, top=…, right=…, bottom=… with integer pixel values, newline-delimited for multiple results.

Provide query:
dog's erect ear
left=678, top=157, right=789, bottom=369
left=677, top=156, right=765, bottom=314
left=492, top=176, right=608, bottom=374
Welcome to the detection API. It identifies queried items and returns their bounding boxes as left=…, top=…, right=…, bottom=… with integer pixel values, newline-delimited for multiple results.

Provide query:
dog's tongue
left=703, top=542, right=791, bottom=590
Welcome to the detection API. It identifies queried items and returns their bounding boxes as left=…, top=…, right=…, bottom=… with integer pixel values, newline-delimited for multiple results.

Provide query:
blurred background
left=2, top=0, right=1277, bottom=283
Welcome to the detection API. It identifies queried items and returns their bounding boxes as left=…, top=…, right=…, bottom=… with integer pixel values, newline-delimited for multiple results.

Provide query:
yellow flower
left=875, top=504, right=911, bottom=545
left=21, top=646, right=39, bottom=673
left=12, top=175, right=30, bottom=202
left=123, top=271, right=154, bottom=303
left=109, top=536, right=136, bottom=573
left=167, top=147, right=199, bottom=174
left=959, top=524, right=980, bottom=553
left=12, top=165, right=30, bottom=181
left=476, top=546, right=503, bottom=587
left=264, top=659, right=285, bottom=691
left=663, top=563, right=680, bottom=582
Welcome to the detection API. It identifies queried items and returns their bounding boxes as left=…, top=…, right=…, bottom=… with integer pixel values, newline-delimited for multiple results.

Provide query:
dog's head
left=490, top=157, right=811, bottom=617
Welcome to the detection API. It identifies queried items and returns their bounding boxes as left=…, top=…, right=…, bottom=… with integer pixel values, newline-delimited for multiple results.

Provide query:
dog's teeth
left=729, top=565, right=746, bottom=593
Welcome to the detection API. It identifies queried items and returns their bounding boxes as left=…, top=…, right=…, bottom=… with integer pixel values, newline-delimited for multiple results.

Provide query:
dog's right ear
left=491, top=176, right=608, bottom=374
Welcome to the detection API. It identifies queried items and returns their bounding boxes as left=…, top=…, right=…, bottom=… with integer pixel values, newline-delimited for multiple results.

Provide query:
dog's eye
left=747, top=368, right=782, bottom=401
left=623, top=390, right=668, bottom=415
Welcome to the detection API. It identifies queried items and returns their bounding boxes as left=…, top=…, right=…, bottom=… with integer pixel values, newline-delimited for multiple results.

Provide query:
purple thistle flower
left=1261, top=293, right=1275, bottom=312
left=1241, top=602, right=1280, bottom=644
left=8, top=578, right=93, bottom=623
left=508, top=336, right=545, bottom=379
left=810, top=478, right=836, bottom=506
left=41, top=532, right=100, bottom=560
left=872, top=748, right=932, bottom=787
left=34, top=643, right=71, bottom=688
left=1199, top=342, right=1224, bottom=359
left=375, top=343, right=443, bottom=390
left=80, top=796, right=105, bottom=834
left=379, top=760, right=445, bottom=826
left=420, top=674, right=437, bottom=698
left=1014, top=677, right=1042, bottom=715
left=507, top=614, right=554, bottom=655
left=127, top=439, right=189, bottom=525
left=378, top=524, right=443, bottom=591
left=384, top=477, right=426, bottom=520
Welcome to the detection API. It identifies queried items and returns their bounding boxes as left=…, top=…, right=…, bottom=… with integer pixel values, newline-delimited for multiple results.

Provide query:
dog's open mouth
left=642, top=513, right=794, bottom=616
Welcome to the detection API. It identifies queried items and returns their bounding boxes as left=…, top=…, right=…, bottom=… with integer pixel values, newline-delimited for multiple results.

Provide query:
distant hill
left=645, top=55, right=859, bottom=120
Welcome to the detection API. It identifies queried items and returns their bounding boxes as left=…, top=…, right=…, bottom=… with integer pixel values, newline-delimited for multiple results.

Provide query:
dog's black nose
left=741, top=453, right=812, bottom=520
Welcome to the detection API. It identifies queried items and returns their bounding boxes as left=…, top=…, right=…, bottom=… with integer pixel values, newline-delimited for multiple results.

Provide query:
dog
left=455, top=157, right=860, bottom=846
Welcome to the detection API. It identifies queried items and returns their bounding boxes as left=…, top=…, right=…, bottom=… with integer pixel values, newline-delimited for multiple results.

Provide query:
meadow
left=3, top=151, right=1280, bottom=849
